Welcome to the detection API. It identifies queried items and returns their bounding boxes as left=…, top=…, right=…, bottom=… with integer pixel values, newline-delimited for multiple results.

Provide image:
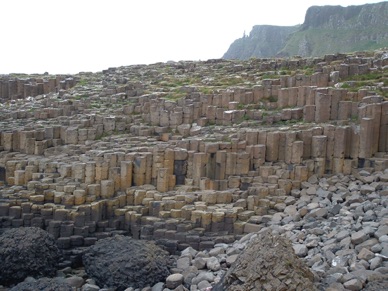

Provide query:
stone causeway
left=0, top=50, right=387, bottom=255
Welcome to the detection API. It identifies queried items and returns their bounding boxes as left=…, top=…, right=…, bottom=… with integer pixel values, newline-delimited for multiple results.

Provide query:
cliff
left=223, top=25, right=299, bottom=59
left=223, top=1, right=388, bottom=59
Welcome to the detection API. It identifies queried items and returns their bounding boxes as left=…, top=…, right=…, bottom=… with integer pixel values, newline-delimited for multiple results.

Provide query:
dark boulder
left=0, top=227, right=61, bottom=287
left=213, top=231, right=316, bottom=291
left=83, top=235, right=170, bottom=290
left=9, top=277, right=73, bottom=291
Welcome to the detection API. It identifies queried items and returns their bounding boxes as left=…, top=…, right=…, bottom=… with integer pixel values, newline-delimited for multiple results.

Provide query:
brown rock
left=212, top=231, right=316, bottom=291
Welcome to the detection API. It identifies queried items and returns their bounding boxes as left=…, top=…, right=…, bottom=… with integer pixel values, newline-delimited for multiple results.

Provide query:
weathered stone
left=357, top=248, right=375, bottom=260
left=293, top=243, right=308, bottom=257
left=206, top=257, right=221, bottom=272
left=343, top=278, right=363, bottom=291
left=212, top=231, right=315, bottom=291
left=351, top=230, right=369, bottom=245
left=165, top=274, right=184, bottom=289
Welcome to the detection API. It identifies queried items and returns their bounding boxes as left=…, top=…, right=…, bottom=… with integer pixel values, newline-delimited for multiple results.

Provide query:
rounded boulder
left=83, top=235, right=170, bottom=290
left=0, top=227, right=61, bottom=286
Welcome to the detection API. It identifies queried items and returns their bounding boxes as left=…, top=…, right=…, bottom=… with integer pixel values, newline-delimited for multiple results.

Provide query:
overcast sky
left=0, top=0, right=384, bottom=74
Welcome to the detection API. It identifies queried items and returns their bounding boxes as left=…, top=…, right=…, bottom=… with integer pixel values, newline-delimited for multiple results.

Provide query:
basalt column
left=174, top=149, right=188, bottom=185
left=312, top=135, right=327, bottom=177
left=379, top=102, right=388, bottom=152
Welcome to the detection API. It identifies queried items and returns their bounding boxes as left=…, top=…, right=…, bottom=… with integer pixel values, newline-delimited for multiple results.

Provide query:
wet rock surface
left=0, top=227, right=61, bottom=287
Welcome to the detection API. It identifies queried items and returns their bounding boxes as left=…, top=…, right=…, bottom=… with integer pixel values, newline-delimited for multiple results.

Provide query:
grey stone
left=305, top=235, right=319, bottom=248
left=331, top=256, right=349, bottom=268
left=181, top=247, right=198, bottom=259
left=197, top=280, right=212, bottom=290
left=208, top=246, right=225, bottom=257
left=371, top=243, right=383, bottom=253
left=65, top=276, right=84, bottom=288
left=343, top=278, right=363, bottom=290
left=375, top=225, right=388, bottom=239
left=326, top=282, right=346, bottom=291
left=369, top=257, right=383, bottom=270
left=374, top=267, right=388, bottom=275
left=351, top=230, right=369, bottom=245
left=226, top=254, right=239, bottom=267
left=284, top=205, right=298, bottom=216
left=182, top=266, right=198, bottom=285
left=363, top=210, right=377, bottom=222
left=176, top=257, right=191, bottom=270
left=360, top=185, right=375, bottom=195
left=82, top=283, right=101, bottom=291
left=206, top=257, right=220, bottom=272
left=329, top=204, right=342, bottom=215
left=191, top=271, right=214, bottom=285
left=151, top=282, right=164, bottom=291
left=225, top=247, right=241, bottom=256
left=293, top=243, right=308, bottom=257
left=347, top=194, right=364, bottom=204
left=192, top=257, right=207, bottom=270
left=357, top=248, right=375, bottom=260
left=355, top=238, right=379, bottom=252
left=336, top=230, right=350, bottom=242
left=165, top=274, right=184, bottom=289
left=307, top=207, right=328, bottom=219
left=380, top=244, right=388, bottom=257
left=379, top=235, right=388, bottom=243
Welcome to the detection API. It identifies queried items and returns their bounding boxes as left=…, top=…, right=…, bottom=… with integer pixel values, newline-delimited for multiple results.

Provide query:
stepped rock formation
left=224, top=1, right=388, bottom=59
left=0, top=49, right=388, bottom=289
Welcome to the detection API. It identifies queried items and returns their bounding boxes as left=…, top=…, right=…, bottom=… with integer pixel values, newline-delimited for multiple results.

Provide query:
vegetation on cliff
left=224, top=2, right=388, bottom=59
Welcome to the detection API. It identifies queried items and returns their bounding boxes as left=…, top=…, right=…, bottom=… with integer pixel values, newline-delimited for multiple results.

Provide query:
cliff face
left=302, top=2, right=387, bottom=29
left=224, top=1, right=388, bottom=59
left=223, top=25, right=299, bottom=59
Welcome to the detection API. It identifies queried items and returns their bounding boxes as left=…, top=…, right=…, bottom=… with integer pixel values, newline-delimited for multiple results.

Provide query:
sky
left=0, top=0, right=384, bottom=74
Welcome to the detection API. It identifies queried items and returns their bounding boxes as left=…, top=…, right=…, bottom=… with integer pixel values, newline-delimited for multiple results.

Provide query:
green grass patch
left=163, top=91, right=186, bottom=101
left=77, top=79, right=88, bottom=86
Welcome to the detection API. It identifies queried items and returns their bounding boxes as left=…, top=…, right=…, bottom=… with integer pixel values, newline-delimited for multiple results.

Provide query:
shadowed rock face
left=0, top=227, right=61, bottom=287
left=213, top=231, right=316, bottom=291
left=83, top=235, right=171, bottom=290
